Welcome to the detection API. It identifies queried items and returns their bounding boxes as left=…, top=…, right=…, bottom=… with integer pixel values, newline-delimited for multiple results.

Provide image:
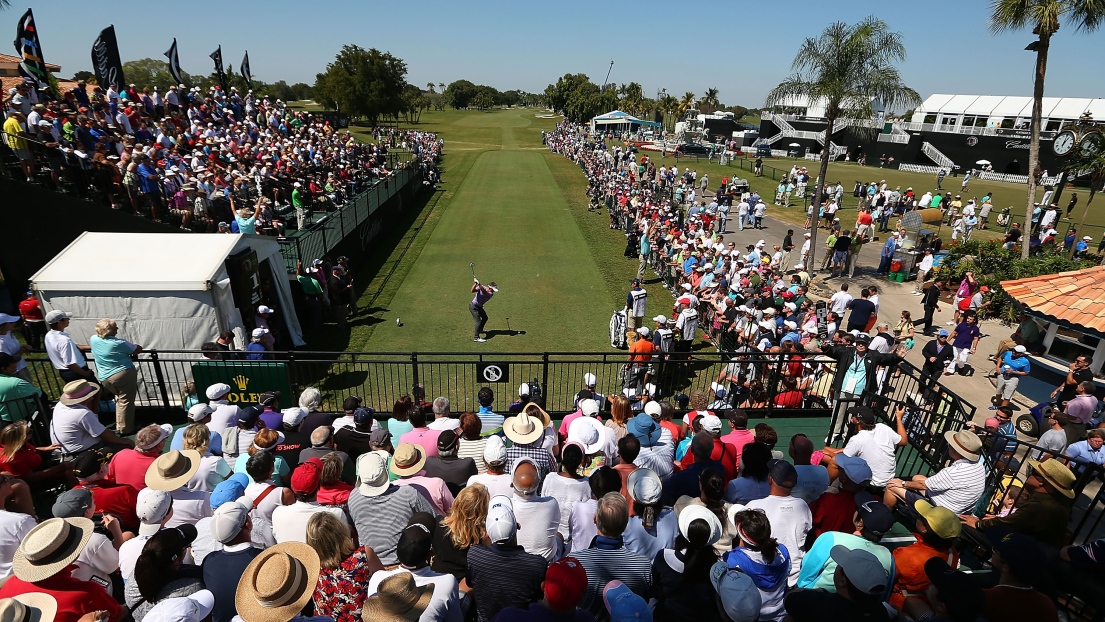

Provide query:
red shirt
left=318, top=481, right=353, bottom=506
left=858, top=212, right=873, bottom=226
left=679, top=438, right=739, bottom=482
left=106, top=449, right=159, bottom=490
left=18, top=298, right=43, bottom=322
left=774, top=390, right=804, bottom=408
left=0, top=443, right=42, bottom=478
left=809, top=489, right=857, bottom=539
left=77, top=481, right=140, bottom=527
left=660, top=421, right=684, bottom=446
left=613, top=463, right=639, bottom=516
left=0, top=566, right=123, bottom=622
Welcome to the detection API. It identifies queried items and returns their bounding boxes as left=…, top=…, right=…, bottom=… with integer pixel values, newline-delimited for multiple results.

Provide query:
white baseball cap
left=136, top=488, right=173, bottom=535
left=251, top=328, right=269, bottom=339
left=209, top=501, right=250, bottom=544
left=256, top=305, right=274, bottom=315
left=483, top=435, right=507, bottom=465
left=144, top=591, right=214, bottom=622
left=583, top=373, right=597, bottom=387
left=187, top=404, right=214, bottom=422
left=700, top=415, right=722, bottom=435
left=45, top=310, right=70, bottom=324
left=518, top=383, right=530, bottom=397
left=486, top=495, right=517, bottom=543
left=637, top=326, right=650, bottom=337
left=282, top=407, right=308, bottom=427
left=205, top=383, right=232, bottom=400
left=579, top=398, right=600, bottom=417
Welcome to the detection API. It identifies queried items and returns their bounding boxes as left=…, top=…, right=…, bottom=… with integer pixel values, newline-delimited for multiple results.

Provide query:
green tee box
left=191, top=362, right=293, bottom=410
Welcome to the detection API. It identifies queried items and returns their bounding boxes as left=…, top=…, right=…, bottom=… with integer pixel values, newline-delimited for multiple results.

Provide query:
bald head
left=789, top=434, right=814, bottom=464
left=310, top=426, right=333, bottom=447
left=512, top=461, right=539, bottom=496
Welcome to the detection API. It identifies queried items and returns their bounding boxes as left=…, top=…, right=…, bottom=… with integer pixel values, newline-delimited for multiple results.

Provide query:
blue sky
left=10, top=0, right=1105, bottom=106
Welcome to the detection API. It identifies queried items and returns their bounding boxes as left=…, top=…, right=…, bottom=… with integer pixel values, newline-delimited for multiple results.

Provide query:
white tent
left=590, top=110, right=661, bottom=134
left=31, top=232, right=305, bottom=352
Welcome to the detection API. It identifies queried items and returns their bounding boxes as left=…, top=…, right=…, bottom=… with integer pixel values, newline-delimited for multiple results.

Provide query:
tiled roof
left=0, top=53, right=62, bottom=71
left=1001, top=266, right=1105, bottom=333
left=2, top=77, right=84, bottom=100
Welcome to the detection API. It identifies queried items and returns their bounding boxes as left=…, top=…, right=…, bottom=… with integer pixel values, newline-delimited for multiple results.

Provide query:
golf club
left=470, top=262, right=476, bottom=280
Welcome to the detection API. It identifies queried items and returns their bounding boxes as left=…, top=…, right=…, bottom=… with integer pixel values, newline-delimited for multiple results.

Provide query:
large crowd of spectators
left=2, top=78, right=439, bottom=235
left=0, top=363, right=1099, bottom=622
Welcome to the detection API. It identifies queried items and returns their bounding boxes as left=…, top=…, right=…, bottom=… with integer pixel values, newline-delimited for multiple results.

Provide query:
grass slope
left=359, top=109, right=615, bottom=352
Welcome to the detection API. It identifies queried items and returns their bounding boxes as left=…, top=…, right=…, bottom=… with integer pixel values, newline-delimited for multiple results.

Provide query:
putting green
left=360, top=112, right=614, bottom=351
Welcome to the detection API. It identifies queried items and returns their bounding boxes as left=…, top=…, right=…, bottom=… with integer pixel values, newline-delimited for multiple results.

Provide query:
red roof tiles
left=1001, top=266, right=1105, bottom=333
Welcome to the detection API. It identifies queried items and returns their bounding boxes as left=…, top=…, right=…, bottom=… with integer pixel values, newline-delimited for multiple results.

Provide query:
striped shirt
left=573, top=538, right=654, bottom=621
left=924, top=458, right=986, bottom=515
left=457, top=438, right=488, bottom=474
left=634, top=428, right=676, bottom=481
left=346, top=485, right=436, bottom=565
left=466, top=544, right=547, bottom=622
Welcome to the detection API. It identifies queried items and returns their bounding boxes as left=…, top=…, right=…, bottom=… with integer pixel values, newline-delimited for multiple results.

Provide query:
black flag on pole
left=91, top=25, right=125, bottom=90
left=12, top=8, right=50, bottom=92
left=240, top=51, right=252, bottom=88
left=210, top=45, right=227, bottom=91
left=164, top=38, right=184, bottom=86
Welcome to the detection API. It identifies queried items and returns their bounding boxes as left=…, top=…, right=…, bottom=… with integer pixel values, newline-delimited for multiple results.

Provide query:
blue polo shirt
left=999, top=351, right=1031, bottom=375
left=89, top=335, right=137, bottom=379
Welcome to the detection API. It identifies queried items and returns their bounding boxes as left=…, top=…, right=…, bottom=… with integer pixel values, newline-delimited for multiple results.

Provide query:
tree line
left=543, top=74, right=750, bottom=128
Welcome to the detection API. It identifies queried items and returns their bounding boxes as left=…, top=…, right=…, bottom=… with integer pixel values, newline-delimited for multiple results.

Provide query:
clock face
left=1053, top=130, right=1076, bottom=156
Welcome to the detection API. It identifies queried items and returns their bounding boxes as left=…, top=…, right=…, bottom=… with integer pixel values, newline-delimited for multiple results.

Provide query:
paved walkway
left=712, top=209, right=1003, bottom=425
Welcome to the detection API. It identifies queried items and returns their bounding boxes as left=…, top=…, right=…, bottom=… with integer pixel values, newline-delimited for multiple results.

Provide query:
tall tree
left=989, top=0, right=1105, bottom=258
left=659, top=94, right=678, bottom=131
left=699, top=87, right=721, bottom=113
left=677, top=92, right=696, bottom=117
left=313, top=45, right=407, bottom=125
left=765, top=17, right=919, bottom=273
left=426, top=82, right=436, bottom=93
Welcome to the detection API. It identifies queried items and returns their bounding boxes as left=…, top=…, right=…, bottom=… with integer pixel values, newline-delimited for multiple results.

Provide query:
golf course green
left=352, top=108, right=654, bottom=352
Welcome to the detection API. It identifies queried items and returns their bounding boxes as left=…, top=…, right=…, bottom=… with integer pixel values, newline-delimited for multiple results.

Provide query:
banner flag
left=91, top=25, right=125, bottom=90
left=210, top=45, right=227, bottom=91
left=240, top=50, right=252, bottom=88
left=164, top=38, right=184, bottom=86
left=12, top=8, right=50, bottom=91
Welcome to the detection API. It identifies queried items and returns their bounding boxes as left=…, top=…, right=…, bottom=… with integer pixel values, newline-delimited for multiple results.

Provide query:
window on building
left=923, top=114, right=937, bottom=124
left=1044, top=119, right=1063, bottom=132
left=1048, top=326, right=1099, bottom=367
left=940, top=116, right=958, bottom=128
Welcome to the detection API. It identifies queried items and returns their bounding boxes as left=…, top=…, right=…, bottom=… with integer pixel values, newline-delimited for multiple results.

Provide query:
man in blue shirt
left=876, top=233, right=898, bottom=275
left=992, top=345, right=1031, bottom=410
left=1065, top=429, right=1104, bottom=476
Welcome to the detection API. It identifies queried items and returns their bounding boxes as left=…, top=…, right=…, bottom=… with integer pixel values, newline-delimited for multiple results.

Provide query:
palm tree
left=700, top=87, right=721, bottom=113
left=438, top=82, right=445, bottom=93
left=677, top=92, right=696, bottom=118
left=766, top=17, right=919, bottom=273
left=1059, top=132, right=1105, bottom=258
left=658, top=94, right=678, bottom=132
left=426, top=82, right=435, bottom=94
left=989, top=0, right=1105, bottom=259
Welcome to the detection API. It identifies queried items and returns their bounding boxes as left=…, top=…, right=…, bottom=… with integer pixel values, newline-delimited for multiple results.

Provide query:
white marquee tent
left=31, top=232, right=305, bottom=353
left=590, top=110, right=661, bottom=134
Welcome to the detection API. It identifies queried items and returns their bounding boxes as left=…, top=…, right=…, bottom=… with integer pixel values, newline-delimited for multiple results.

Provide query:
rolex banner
left=191, top=361, right=292, bottom=409
left=240, top=50, right=252, bottom=88
left=210, top=45, right=227, bottom=91
left=91, top=25, right=125, bottom=90
left=12, top=8, right=50, bottom=91
left=164, top=38, right=184, bottom=86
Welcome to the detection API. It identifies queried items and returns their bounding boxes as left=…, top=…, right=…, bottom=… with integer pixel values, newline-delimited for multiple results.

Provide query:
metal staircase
left=921, top=142, right=956, bottom=170
left=755, top=113, right=821, bottom=146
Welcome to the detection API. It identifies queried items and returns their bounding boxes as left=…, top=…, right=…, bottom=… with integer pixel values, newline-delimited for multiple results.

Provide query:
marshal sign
left=191, top=361, right=293, bottom=409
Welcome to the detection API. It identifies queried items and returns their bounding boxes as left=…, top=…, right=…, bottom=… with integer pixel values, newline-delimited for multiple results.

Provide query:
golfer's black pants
left=470, top=303, right=488, bottom=339
left=922, top=306, right=936, bottom=334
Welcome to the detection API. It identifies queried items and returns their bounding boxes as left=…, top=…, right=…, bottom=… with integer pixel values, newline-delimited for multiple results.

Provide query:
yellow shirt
left=3, top=117, right=27, bottom=150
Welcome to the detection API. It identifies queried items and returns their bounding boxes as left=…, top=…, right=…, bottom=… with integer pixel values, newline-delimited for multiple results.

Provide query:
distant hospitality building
left=756, top=93, right=1105, bottom=180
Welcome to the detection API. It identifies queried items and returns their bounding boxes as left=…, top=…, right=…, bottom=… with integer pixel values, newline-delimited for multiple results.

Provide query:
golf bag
left=610, top=309, right=628, bottom=349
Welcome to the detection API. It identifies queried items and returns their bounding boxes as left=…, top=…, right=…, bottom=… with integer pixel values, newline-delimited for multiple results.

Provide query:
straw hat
left=145, top=450, right=202, bottom=491
left=943, top=430, right=982, bottom=462
left=503, top=410, right=544, bottom=445
left=235, top=543, right=321, bottom=622
left=521, top=402, right=551, bottom=428
left=13, top=518, right=94, bottom=582
left=58, top=380, right=100, bottom=406
left=390, top=443, right=427, bottom=477
left=361, top=573, right=434, bottom=622
left=1028, top=459, right=1076, bottom=499
left=0, top=595, right=58, bottom=622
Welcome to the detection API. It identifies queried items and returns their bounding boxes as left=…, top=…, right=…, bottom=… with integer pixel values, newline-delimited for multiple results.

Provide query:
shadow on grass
left=485, top=329, right=527, bottom=339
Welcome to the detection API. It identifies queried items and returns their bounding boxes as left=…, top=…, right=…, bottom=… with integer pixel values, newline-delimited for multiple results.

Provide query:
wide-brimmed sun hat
left=13, top=518, right=94, bottom=582
left=235, top=542, right=321, bottom=622
left=1027, top=458, right=1076, bottom=499
left=567, top=415, right=606, bottom=454
left=943, top=430, right=982, bottom=462
left=145, top=450, right=202, bottom=491
left=390, top=443, right=427, bottom=477
left=0, top=594, right=58, bottom=622
left=58, top=380, right=100, bottom=406
left=361, top=573, right=434, bottom=622
left=503, top=410, right=544, bottom=445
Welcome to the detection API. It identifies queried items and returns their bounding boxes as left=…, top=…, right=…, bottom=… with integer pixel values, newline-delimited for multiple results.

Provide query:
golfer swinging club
left=470, top=278, right=497, bottom=342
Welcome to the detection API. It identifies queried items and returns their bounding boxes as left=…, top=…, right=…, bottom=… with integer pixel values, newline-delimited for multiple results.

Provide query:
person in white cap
left=118, top=489, right=175, bottom=582
left=170, top=404, right=223, bottom=455
left=254, top=306, right=276, bottom=350
left=346, top=451, right=436, bottom=566
left=992, top=344, right=1031, bottom=411
left=43, top=311, right=95, bottom=384
left=466, top=435, right=512, bottom=498
left=465, top=496, right=549, bottom=622
left=246, top=328, right=271, bottom=361
left=204, top=383, right=240, bottom=436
